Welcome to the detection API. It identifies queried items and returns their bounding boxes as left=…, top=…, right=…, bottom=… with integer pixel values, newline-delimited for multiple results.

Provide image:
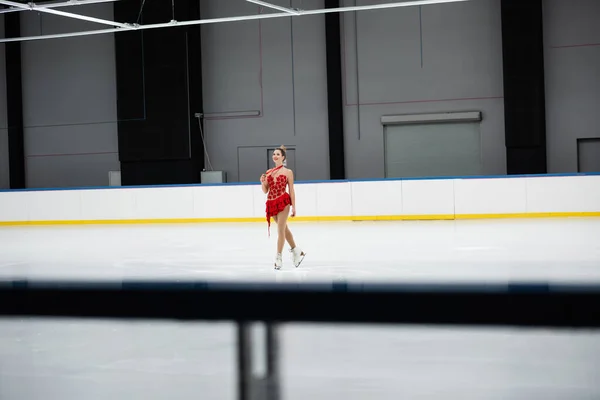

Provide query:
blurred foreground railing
left=1, top=280, right=600, bottom=400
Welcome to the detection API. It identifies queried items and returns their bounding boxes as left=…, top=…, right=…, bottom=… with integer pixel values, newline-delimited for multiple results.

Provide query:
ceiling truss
left=0, top=0, right=470, bottom=43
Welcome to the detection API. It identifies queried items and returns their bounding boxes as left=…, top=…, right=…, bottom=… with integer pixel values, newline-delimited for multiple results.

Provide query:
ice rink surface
left=1, top=218, right=600, bottom=399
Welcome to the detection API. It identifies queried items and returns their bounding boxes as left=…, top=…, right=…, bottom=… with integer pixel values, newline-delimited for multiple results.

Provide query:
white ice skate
left=290, top=247, right=306, bottom=268
left=274, top=253, right=283, bottom=270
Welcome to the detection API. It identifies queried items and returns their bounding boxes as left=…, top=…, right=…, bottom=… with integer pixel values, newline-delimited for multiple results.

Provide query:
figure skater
left=260, top=145, right=306, bottom=270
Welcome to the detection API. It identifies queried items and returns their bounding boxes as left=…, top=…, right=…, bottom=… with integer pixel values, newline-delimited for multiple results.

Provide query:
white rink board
left=454, top=178, right=528, bottom=215
left=401, top=179, right=455, bottom=216
left=0, top=174, right=599, bottom=223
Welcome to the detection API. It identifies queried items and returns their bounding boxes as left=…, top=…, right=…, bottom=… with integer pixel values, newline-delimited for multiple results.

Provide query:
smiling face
left=272, top=149, right=285, bottom=165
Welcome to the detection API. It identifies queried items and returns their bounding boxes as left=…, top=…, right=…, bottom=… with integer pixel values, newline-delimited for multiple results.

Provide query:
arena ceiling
left=0, top=0, right=470, bottom=43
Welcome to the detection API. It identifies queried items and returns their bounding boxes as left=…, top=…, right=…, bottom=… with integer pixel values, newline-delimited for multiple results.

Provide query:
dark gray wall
left=201, top=0, right=505, bottom=182
left=543, top=0, right=600, bottom=173
left=200, top=0, right=330, bottom=182
left=0, top=16, right=8, bottom=189
left=20, top=4, right=119, bottom=188
left=3, top=0, right=599, bottom=187
left=342, top=0, right=505, bottom=179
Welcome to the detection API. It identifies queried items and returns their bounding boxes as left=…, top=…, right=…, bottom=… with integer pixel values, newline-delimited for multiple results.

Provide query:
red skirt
left=265, top=192, right=292, bottom=236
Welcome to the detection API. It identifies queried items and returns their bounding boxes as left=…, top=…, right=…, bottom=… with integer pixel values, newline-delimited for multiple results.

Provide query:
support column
left=236, top=322, right=281, bottom=400
left=237, top=322, right=253, bottom=400
left=501, top=0, right=547, bottom=174
left=114, top=0, right=204, bottom=185
left=324, top=0, right=346, bottom=180
left=265, top=322, right=281, bottom=399
left=4, top=13, right=25, bottom=189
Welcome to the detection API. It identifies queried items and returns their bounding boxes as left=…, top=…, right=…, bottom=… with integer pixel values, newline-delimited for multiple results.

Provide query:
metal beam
left=0, top=0, right=134, bottom=29
left=0, top=26, right=129, bottom=42
left=0, top=0, right=471, bottom=43
left=246, top=0, right=300, bottom=15
left=0, top=0, right=121, bottom=14
left=0, top=10, right=292, bottom=43
left=299, top=0, right=471, bottom=15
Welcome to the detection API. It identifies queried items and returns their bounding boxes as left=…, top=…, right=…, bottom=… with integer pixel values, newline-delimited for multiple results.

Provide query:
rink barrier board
left=0, top=173, right=599, bottom=226
left=1, top=212, right=600, bottom=227
left=1, top=171, right=599, bottom=193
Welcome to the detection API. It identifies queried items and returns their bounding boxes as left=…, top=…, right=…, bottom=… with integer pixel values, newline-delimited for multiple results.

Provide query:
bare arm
left=288, top=170, right=296, bottom=216
left=260, top=173, right=269, bottom=194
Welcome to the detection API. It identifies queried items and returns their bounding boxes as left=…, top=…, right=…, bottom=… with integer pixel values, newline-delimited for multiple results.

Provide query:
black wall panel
left=4, top=14, right=26, bottom=189
left=501, top=0, right=547, bottom=174
left=114, top=0, right=204, bottom=185
left=325, top=0, right=346, bottom=180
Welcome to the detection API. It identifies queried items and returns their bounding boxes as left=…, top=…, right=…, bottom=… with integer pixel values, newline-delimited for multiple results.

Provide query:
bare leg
left=275, top=206, right=290, bottom=254
left=284, top=225, right=297, bottom=249
left=273, top=215, right=296, bottom=249
left=273, top=208, right=305, bottom=268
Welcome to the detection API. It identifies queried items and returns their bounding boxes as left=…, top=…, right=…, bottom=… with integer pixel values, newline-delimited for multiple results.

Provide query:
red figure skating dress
left=265, top=166, right=292, bottom=235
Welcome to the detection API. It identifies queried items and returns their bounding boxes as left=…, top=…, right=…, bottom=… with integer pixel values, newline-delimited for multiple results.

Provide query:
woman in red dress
left=260, top=145, right=306, bottom=270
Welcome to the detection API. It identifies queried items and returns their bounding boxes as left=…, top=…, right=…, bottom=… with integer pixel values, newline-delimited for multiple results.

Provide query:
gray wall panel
left=201, top=1, right=262, bottom=115
left=543, top=0, right=600, bottom=173
left=342, top=0, right=505, bottom=179
left=26, top=152, right=119, bottom=188
left=577, top=139, right=600, bottom=173
left=20, top=3, right=118, bottom=188
left=25, top=123, right=118, bottom=157
left=201, top=0, right=329, bottom=183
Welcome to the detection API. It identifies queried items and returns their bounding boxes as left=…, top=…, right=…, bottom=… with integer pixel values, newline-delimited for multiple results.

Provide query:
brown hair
left=275, top=145, right=287, bottom=161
